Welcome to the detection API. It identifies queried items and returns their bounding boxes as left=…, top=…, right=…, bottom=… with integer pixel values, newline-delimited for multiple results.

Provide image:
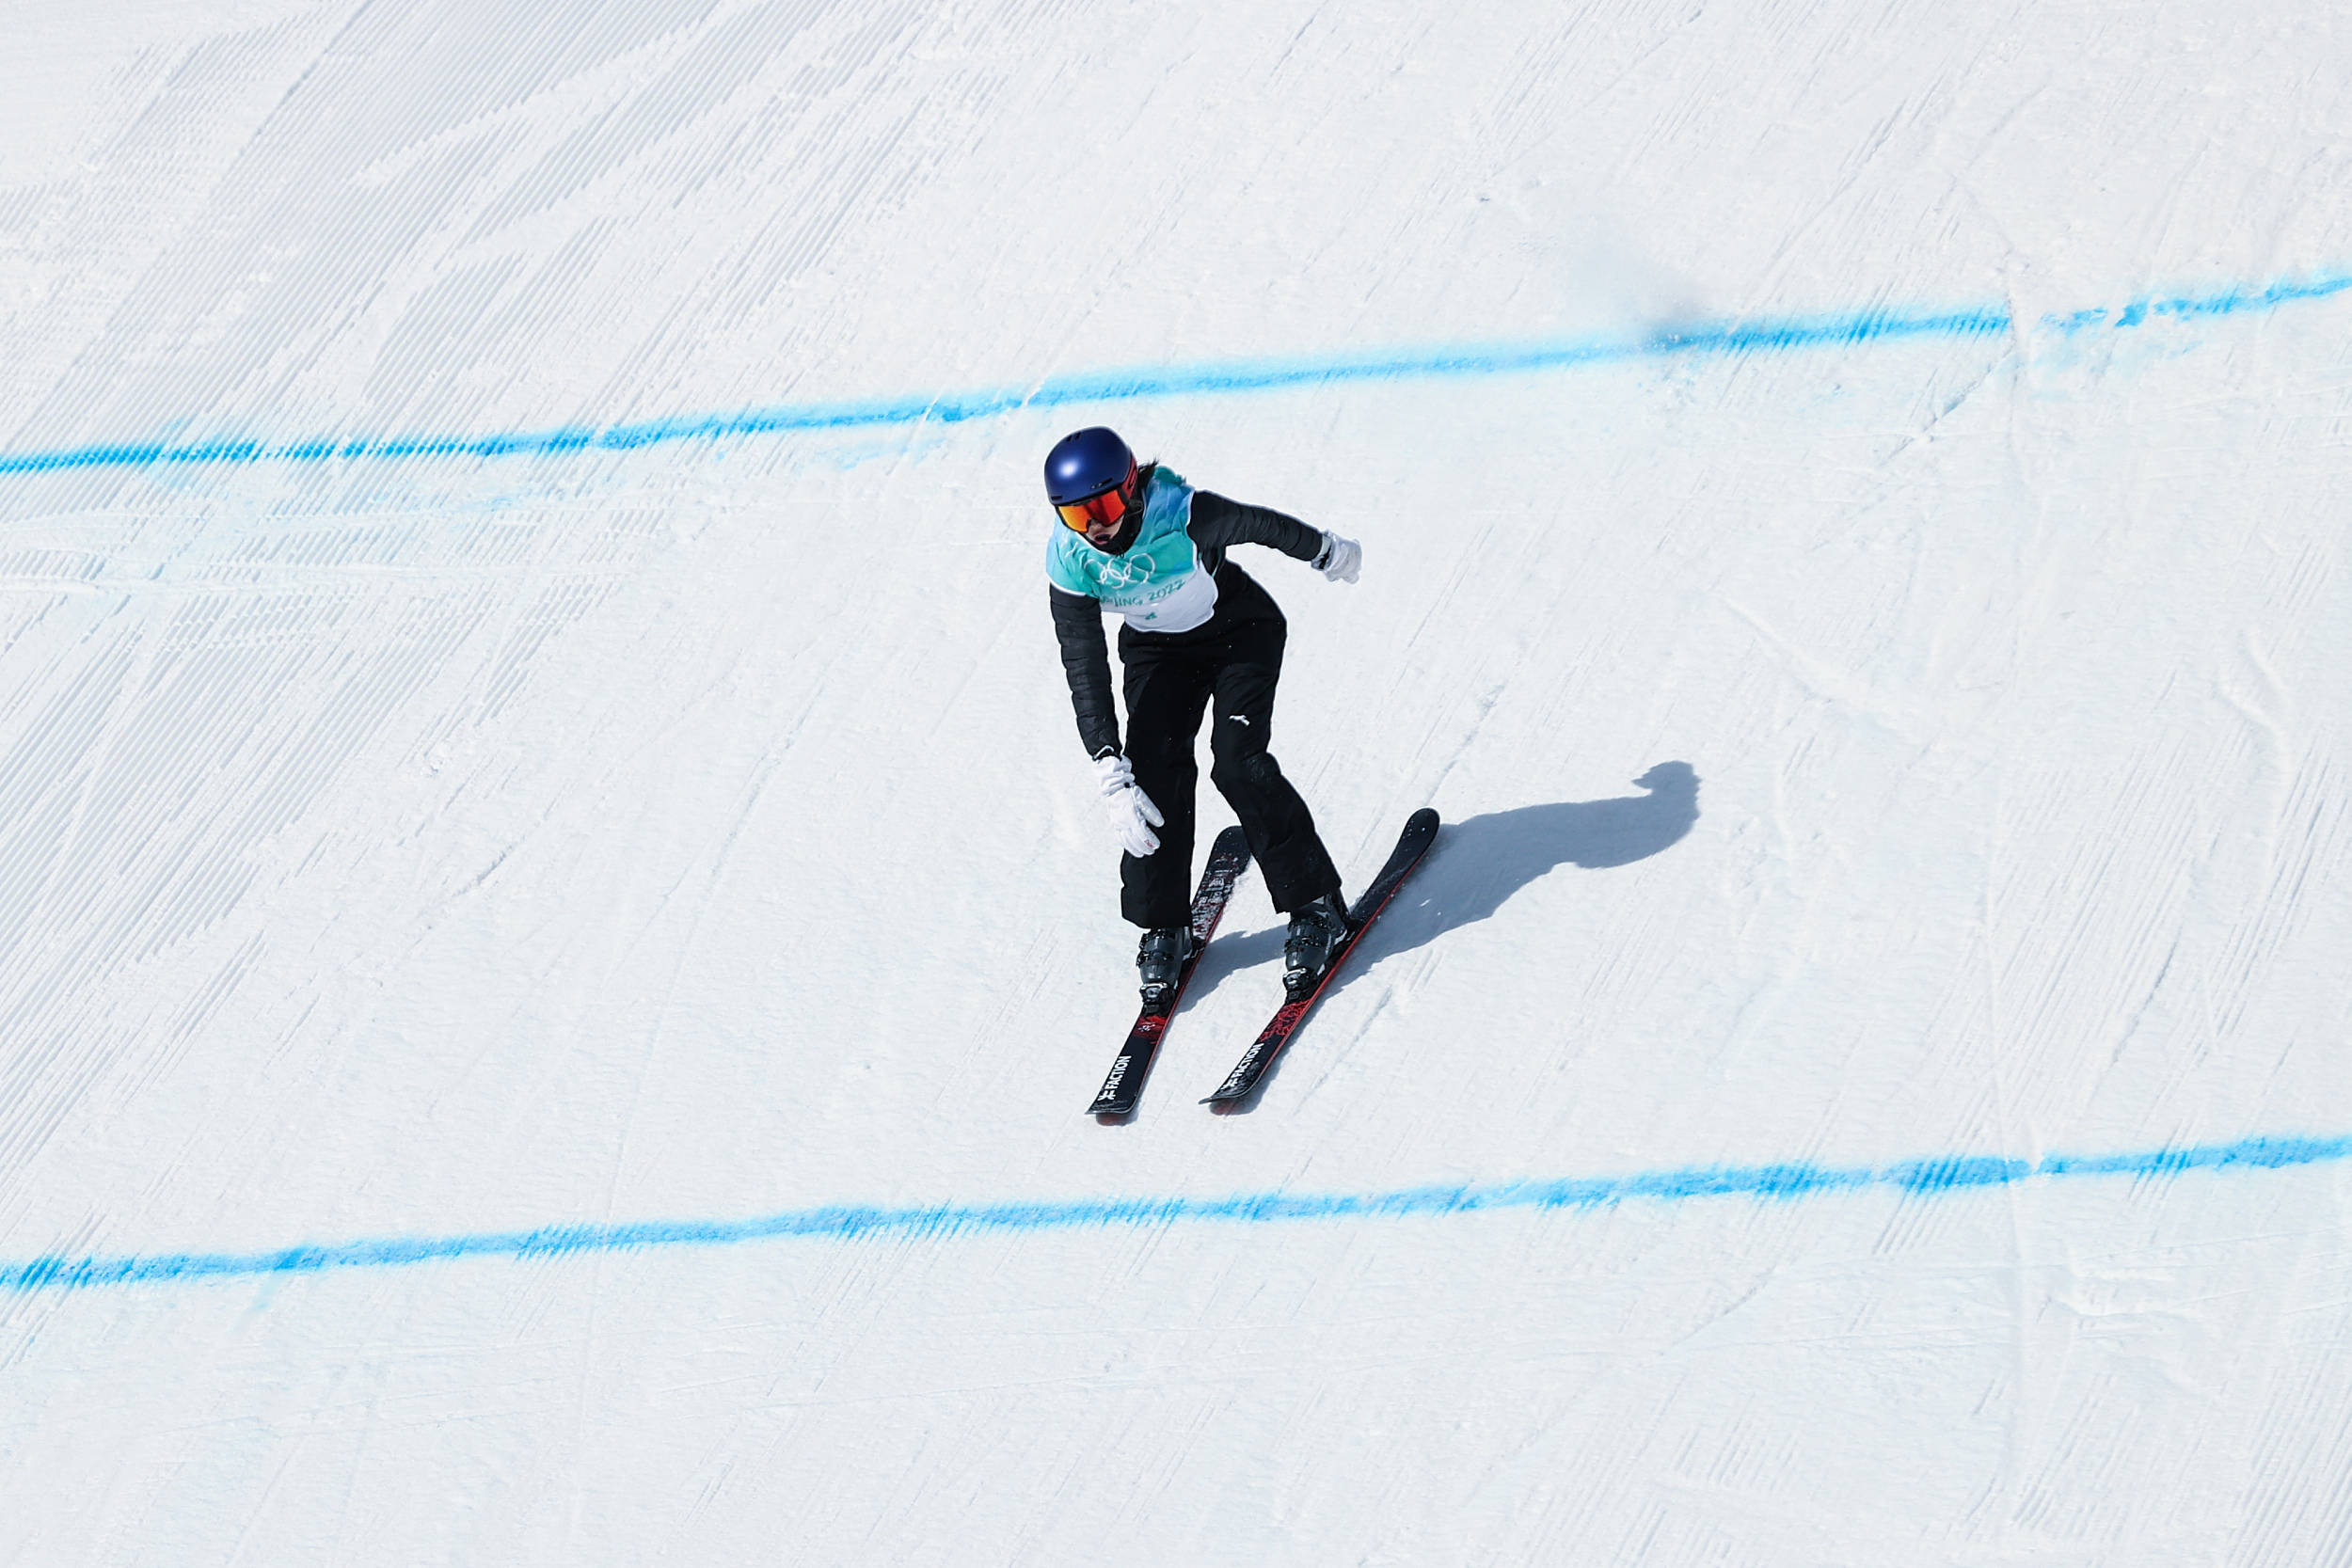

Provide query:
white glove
left=1093, top=752, right=1164, bottom=858
left=1312, top=532, right=1361, bottom=584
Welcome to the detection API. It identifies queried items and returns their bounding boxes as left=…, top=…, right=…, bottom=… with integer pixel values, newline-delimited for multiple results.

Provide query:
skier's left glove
left=1093, top=751, right=1164, bottom=858
left=1312, top=532, right=1361, bottom=584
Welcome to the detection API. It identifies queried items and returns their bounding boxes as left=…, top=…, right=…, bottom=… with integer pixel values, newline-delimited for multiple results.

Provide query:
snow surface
left=3, top=1, right=2351, bottom=1561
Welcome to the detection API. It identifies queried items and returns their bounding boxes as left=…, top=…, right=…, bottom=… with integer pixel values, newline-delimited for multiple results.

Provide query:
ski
left=1203, top=808, right=1439, bottom=1107
left=1089, top=826, right=1253, bottom=1119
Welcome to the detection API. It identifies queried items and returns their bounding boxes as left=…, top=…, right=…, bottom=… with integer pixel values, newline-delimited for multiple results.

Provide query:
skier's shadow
left=1188, top=763, right=1700, bottom=1103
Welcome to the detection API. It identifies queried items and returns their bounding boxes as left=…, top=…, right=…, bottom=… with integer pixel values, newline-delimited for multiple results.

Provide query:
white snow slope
left=4, top=2, right=2351, bottom=1562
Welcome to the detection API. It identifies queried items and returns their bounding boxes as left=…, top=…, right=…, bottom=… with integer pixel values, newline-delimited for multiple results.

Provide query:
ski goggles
left=1055, top=477, right=1135, bottom=533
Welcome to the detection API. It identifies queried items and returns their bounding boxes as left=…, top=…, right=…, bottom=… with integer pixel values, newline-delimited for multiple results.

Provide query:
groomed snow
left=3, top=2, right=2350, bottom=1561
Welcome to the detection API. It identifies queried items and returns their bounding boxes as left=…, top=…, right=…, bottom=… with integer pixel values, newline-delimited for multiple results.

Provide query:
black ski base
left=1204, top=809, right=1438, bottom=1107
left=1089, top=826, right=1251, bottom=1120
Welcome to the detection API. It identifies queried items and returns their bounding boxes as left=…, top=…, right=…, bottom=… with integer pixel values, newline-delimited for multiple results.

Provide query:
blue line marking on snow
left=2037, top=271, right=2352, bottom=333
left=5, top=1131, right=2346, bottom=1293
left=0, top=305, right=2003, bottom=478
left=0, top=268, right=2345, bottom=479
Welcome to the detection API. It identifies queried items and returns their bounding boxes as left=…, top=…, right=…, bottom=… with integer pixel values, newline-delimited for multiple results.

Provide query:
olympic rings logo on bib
left=1087, top=551, right=1158, bottom=592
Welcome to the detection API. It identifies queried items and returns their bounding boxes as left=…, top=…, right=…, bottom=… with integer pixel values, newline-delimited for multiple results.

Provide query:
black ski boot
left=1136, top=927, right=1196, bottom=1011
left=1281, top=892, right=1351, bottom=1000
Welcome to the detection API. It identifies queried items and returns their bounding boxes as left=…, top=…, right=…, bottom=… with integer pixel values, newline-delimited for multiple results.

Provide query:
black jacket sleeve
left=1185, top=491, right=1327, bottom=571
left=1049, top=585, right=1121, bottom=758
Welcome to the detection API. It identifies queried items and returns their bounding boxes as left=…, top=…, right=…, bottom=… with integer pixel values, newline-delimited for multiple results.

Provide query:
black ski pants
left=1119, top=610, right=1342, bottom=929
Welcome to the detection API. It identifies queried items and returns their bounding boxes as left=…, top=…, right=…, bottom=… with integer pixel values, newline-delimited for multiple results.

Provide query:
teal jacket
left=1044, top=466, right=1218, bottom=634
left=1045, top=466, right=1329, bottom=756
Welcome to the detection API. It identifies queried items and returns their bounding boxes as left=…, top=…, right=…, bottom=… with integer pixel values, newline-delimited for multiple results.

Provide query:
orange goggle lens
left=1056, top=486, right=1130, bottom=533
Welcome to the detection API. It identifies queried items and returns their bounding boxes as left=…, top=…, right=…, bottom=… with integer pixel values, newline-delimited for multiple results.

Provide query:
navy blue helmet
left=1043, top=426, right=1136, bottom=507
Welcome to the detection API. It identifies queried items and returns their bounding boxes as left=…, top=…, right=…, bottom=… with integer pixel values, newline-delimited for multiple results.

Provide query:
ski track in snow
left=3, top=1, right=2352, bottom=1562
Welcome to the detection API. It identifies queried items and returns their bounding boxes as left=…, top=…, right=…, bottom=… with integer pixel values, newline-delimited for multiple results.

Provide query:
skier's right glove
left=1093, top=751, right=1164, bottom=859
left=1312, top=532, right=1362, bottom=584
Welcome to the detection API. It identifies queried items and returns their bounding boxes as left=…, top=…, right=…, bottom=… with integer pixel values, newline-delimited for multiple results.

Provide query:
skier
left=1043, top=425, right=1364, bottom=1007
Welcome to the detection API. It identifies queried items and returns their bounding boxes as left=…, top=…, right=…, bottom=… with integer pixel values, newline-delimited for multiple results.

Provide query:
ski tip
left=1200, top=1069, right=1258, bottom=1107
